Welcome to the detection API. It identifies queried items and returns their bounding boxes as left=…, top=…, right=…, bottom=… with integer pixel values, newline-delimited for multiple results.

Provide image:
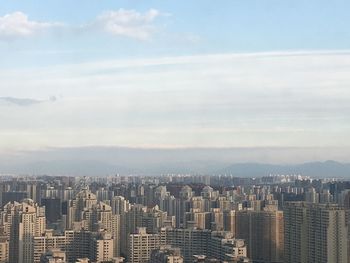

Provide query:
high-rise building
left=128, top=227, right=165, bottom=263
left=284, top=202, right=349, bottom=263
left=235, top=208, right=284, bottom=262
left=304, top=188, right=319, bottom=203
left=112, top=214, right=121, bottom=257
left=166, top=228, right=248, bottom=263
left=223, top=210, right=236, bottom=235
left=41, top=198, right=62, bottom=224
left=34, top=230, right=66, bottom=263
left=65, top=189, right=120, bottom=257
left=0, top=236, right=9, bottom=262
left=125, top=204, right=146, bottom=236
left=34, top=229, right=114, bottom=263
left=178, top=186, right=193, bottom=227
left=91, top=231, right=114, bottom=263
left=210, top=208, right=224, bottom=231
left=184, top=210, right=211, bottom=230
left=159, top=195, right=177, bottom=218
left=208, top=232, right=248, bottom=262
left=166, top=228, right=210, bottom=262
left=0, top=199, right=46, bottom=263
left=67, top=188, right=98, bottom=230
left=111, top=196, right=130, bottom=257
left=141, top=206, right=168, bottom=234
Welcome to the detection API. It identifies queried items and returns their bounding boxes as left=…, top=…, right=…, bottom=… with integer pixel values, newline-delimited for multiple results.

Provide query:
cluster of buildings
left=0, top=174, right=348, bottom=262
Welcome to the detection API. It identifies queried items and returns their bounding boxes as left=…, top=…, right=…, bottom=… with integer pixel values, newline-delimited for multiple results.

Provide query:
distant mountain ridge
left=219, top=160, right=350, bottom=178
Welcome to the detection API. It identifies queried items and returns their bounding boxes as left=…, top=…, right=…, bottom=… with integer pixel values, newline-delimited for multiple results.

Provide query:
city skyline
left=0, top=172, right=348, bottom=262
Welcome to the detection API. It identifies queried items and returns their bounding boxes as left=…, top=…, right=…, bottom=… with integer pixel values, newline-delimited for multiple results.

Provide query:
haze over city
left=2, top=2, right=350, bottom=263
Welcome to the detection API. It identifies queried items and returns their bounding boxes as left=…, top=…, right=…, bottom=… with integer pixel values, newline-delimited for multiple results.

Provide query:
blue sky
left=0, top=1, right=350, bottom=157
left=1, top=0, right=350, bottom=66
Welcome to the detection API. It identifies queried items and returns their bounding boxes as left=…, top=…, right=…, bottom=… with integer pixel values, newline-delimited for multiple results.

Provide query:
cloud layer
left=0, top=51, right=350, bottom=151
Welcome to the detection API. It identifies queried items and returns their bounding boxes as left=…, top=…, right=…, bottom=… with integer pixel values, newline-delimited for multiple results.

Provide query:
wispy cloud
left=91, top=8, right=163, bottom=40
left=0, top=12, right=62, bottom=40
left=0, top=96, right=57, bottom=106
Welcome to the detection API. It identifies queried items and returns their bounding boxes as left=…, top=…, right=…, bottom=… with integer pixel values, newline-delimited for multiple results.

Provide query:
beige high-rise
left=128, top=227, right=164, bottom=263
left=284, top=202, right=349, bottom=263
left=0, top=199, right=46, bottom=263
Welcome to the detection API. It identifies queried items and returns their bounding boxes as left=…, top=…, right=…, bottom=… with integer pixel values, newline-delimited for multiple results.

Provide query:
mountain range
left=1, top=146, right=350, bottom=178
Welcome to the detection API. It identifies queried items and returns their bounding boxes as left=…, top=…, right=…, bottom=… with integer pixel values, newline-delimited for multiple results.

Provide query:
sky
left=1, top=1, right=350, bottom=160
